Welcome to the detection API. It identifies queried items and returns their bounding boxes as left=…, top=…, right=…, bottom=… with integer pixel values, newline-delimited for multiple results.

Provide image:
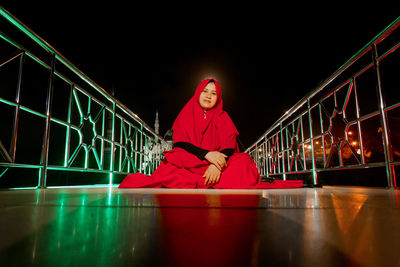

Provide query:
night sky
left=1, top=2, right=398, bottom=148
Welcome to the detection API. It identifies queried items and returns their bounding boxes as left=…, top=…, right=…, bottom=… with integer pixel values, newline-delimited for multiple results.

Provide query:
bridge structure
left=1, top=7, right=400, bottom=266
left=1, top=7, right=399, bottom=189
left=246, top=16, right=400, bottom=189
left=0, top=7, right=170, bottom=189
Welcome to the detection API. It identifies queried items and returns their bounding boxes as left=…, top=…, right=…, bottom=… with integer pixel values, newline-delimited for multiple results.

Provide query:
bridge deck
left=0, top=186, right=399, bottom=266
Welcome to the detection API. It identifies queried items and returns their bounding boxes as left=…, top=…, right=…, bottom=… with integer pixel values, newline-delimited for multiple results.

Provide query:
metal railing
left=0, top=7, right=169, bottom=188
left=246, top=16, right=400, bottom=188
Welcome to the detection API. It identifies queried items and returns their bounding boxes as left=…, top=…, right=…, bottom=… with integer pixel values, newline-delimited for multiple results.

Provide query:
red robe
left=119, top=79, right=302, bottom=189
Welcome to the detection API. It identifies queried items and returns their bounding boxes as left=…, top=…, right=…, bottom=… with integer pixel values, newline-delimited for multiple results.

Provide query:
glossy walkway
left=0, top=186, right=399, bottom=266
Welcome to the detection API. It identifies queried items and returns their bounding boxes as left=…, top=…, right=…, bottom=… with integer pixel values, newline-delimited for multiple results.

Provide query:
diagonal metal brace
left=0, top=140, right=13, bottom=163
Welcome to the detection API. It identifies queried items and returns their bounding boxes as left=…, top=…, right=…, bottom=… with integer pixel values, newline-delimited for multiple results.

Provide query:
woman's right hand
left=204, top=151, right=227, bottom=171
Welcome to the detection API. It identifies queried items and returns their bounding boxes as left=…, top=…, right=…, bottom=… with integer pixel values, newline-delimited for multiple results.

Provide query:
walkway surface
left=0, top=186, right=399, bottom=266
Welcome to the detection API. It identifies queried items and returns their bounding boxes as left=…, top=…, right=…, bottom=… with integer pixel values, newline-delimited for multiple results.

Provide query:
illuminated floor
left=0, top=187, right=399, bottom=266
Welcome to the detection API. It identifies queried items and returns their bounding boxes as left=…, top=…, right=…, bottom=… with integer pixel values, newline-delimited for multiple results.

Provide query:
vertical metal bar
left=371, top=44, right=395, bottom=188
left=353, top=77, right=366, bottom=164
left=127, top=125, right=131, bottom=173
left=255, top=144, right=259, bottom=171
left=307, top=99, right=317, bottom=185
left=84, top=97, right=91, bottom=169
left=139, top=125, right=143, bottom=173
left=285, top=127, right=290, bottom=172
left=134, top=128, right=138, bottom=173
left=63, top=84, right=73, bottom=167
left=100, top=107, right=105, bottom=169
left=300, top=116, right=306, bottom=170
left=263, top=142, right=267, bottom=176
left=319, top=104, right=326, bottom=168
left=84, top=147, right=89, bottom=169
left=333, top=91, right=344, bottom=167
left=119, top=119, right=123, bottom=172
left=110, top=102, right=116, bottom=185
left=266, top=136, right=270, bottom=177
left=10, top=52, right=25, bottom=162
left=39, top=53, right=56, bottom=188
left=274, top=135, right=278, bottom=174
left=279, top=123, right=286, bottom=180
left=291, top=122, right=297, bottom=172
left=145, top=135, right=149, bottom=175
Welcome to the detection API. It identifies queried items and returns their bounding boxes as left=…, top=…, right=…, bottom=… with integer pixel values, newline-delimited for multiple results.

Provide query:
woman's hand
left=203, top=164, right=221, bottom=186
left=204, top=151, right=227, bottom=171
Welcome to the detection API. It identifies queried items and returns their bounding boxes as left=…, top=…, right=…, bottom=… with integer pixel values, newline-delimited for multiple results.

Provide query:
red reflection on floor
left=156, top=194, right=261, bottom=266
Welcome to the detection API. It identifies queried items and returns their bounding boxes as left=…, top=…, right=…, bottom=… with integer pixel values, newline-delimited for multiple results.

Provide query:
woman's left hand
left=203, top=164, right=221, bottom=186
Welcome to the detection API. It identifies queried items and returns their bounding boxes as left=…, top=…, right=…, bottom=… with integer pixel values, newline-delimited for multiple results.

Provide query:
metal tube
left=319, top=104, right=326, bottom=168
left=109, top=102, right=116, bottom=184
left=279, top=123, right=286, bottom=180
left=246, top=16, right=400, bottom=152
left=307, top=99, right=317, bottom=185
left=64, top=84, right=73, bottom=167
left=10, top=52, right=25, bottom=162
left=39, top=53, right=56, bottom=188
left=352, top=78, right=366, bottom=165
left=371, top=44, right=395, bottom=188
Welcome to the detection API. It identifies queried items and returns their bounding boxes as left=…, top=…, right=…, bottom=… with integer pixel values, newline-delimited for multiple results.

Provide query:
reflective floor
left=1, top=186, right=400, bottom=266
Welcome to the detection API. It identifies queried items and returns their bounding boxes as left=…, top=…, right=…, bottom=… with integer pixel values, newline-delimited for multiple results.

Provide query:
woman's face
left=199, top=82, right=218, bottom=110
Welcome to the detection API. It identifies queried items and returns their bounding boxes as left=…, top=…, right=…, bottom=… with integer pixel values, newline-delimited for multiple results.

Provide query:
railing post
left=352, top=77, right=366, bottom=165
left=10, top=51, right=25, bottom=162
left=279, top=122, right=286, bottom=180
left=266, top=136, right=270, bottom=177
left=39, top=53, right=56, bottom=188
left=109, top=102, right=116, bottom=185
left=371, top=44, right=395, bottom=188
left=307, top=99, right=318, bottom=185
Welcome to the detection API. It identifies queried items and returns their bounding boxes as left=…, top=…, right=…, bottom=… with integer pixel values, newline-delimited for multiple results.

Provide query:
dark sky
left=1, top=2, right=398, bottom=148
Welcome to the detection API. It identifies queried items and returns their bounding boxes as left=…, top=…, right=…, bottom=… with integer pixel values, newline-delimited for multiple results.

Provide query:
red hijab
left=172, top=78, right=239, bottom=152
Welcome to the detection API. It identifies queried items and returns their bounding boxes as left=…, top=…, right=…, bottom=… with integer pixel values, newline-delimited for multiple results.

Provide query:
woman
left=119, top=78, right=302, bottom=189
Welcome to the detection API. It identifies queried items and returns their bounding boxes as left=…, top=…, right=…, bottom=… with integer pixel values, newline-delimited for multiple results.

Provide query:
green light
left=73, top=90, right=84, bottom=118
left=1, top=6, right=167, bottom=189
left=6, top=187, right=39, bottom=190
left=0, top=168, right=9, bottom=178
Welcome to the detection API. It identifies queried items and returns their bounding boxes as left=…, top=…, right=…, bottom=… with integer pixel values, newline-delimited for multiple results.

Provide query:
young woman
left=119, top=78, right=302, bottom=189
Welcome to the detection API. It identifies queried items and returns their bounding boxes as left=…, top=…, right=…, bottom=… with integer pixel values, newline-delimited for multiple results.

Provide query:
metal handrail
left=0, top=6, right=161, bottom=140
left=0, top=6, right=168, bottom=188
left=246, top=15, right=400, bottom=188
left=247, top=16, right=400, bottom=151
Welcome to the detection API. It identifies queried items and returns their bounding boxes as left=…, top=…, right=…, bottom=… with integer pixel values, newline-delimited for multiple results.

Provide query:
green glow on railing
left=244, top=16, right=400, bottom=188
left=0, top=168, right=8, bottom=178
left=109, top=173, right=113, bottom=187
left=72, top=89, right=84, bottom=119
left=5, top=187, right=39, bottom=190
left=109, top=103, right=116, bottom=182
left=0, top=7, right=169, bottom=188
left=0, top=8, right=53, bottom=53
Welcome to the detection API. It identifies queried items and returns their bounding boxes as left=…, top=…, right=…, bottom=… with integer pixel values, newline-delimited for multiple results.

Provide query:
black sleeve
left=219, top=148, right=235, bottom=162
left=173, top=142, right=209, bottom=160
